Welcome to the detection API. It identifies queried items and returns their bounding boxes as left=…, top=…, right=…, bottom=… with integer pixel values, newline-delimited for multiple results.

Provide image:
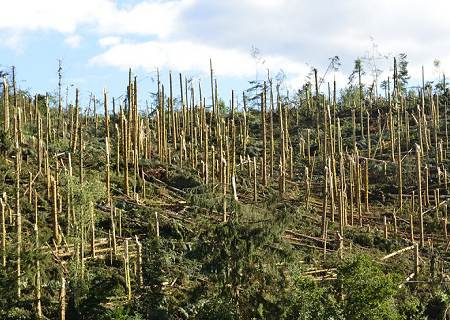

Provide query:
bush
left=338, top=255, right=406, bottom=320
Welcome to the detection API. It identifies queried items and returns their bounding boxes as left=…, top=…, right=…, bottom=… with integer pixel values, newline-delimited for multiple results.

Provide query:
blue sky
left=1, top=0, right=450, bottom=111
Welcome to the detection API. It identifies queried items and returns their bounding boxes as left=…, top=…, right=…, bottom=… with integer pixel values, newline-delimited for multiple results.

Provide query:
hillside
left=0, top=65, right=450, bottom=320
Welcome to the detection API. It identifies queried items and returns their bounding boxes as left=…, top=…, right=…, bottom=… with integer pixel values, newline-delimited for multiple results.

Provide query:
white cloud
left=89, top=40, right=310, bottom=82
left=0, top=0, right=188, bottom=40
left=99, top=36, right=122, bottom=47
left=0, top=0, right=108, bottom=33
left=3, top=0, right=450, bottom=96
left=93, top=0, right=190, bottom=38
left=64, top=35, right=84, bottom=48
left=1, top=33, right=25, bottom=52
left=173, top=0, right=450, bottom=84
left=90, top=40, right=252, bottom=77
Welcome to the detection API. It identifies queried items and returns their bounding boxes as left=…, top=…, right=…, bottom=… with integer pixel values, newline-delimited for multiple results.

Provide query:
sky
left=0, top=0, right=449, bottom=111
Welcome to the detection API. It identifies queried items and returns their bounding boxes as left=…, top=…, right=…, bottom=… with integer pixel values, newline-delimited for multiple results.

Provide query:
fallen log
left=381, top=245, right=415, bottom=260
left=399, top=272, right=415, bottom=288
left=285, top=229, right=326, bottom=243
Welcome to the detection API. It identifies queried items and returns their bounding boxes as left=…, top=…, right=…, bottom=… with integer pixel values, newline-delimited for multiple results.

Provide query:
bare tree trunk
left=110, top=203, right=117, bottom=257
left=124, top=240, right=131, bottom=300
left=123, top=119, right=130, bottom=196
left=253, top=157, right=257, bottom=202
left=322, top=166, right=329, bottom=237
left=305, top=167, right=310, bottom=209
left=155, top=212, right=160, bottom=239
left=364, top=158, right=369, bottom=214
left=60, top=277, right=66, bottom=320
left=414, top=242, right=419, bottom=279
left=90, top=202, right=96, bottom=258
left=35, top=190, right=42, bottom=319
left=106, top=137, right=111, bottom=204
left=72, top=88, right=79, bottom=153
left=1, top=198, right=5, bottom=267
left=52, top=179, right=60, bottom=245
left=222, top=157, right=227, bottom=222
left=416, top=144, right=424, bottom=249
left=135, top=236, right=143, bottom=288
left=398, top=104, right=403, bottom=210
left=261, top=89, right=267, bottom=186
left=15, top=138, right=22, bottom=298
left=3, top=76, right=10, bottom=132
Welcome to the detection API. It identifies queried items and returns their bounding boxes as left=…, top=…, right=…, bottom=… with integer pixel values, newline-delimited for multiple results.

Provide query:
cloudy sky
left=0, top=0, right=448, bottom=109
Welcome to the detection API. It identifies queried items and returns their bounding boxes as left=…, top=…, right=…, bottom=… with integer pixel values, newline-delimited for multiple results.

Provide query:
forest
left=1, top=54, right=450, bottom=319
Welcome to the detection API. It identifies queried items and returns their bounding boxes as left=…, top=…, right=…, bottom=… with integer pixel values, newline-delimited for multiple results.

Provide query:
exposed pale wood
left=381, top=245, right=415, bottom=260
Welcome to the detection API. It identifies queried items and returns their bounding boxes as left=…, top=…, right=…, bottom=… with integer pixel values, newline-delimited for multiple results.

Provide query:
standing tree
left=349, top=59, right=365, bottom=96
left=395, top=53, right=410, bottom=95
left=195, top=209, right=292, bottom=319
left=349, top=59, right=365, bottom=135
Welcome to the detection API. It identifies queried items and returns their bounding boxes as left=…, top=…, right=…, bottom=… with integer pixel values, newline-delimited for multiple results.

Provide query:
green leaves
left=282, top=264, right=343, bottom=320
left=68, top=177, right=106, bottom=211
left=338, top=255, right=404, bottom=320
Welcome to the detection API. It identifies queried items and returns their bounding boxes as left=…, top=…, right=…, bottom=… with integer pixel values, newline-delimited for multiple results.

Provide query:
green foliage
left=282, top=265, right=343, bottom=320
left=69, top=177, right=106, bottom=210
left=136, top=238, right=171, bottom=320
left=395, top=53, right=410, bottom=95
left=397, top=295, right=426, bottom=320
left=0, top=268, right=36, bottom=320
left=193, top=209, right=292, bottom=319
left=193, top=299, right=237, bottom=320
left=3, top=52, right=450, bottom=320
left=107, top=306, right=144, bottom=320
left=3, top=307, right=32, bottom=320
left=68, top=266, right=127, bottom=320
left=217, top=98, right=228, bottom=117
left=0, top=131, right=12, bottom=155
left=348, top=58, right=365, bottom=86
left=425, top=291, right=450, bottom=320
left=338, top=255, right=405, bottom=320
